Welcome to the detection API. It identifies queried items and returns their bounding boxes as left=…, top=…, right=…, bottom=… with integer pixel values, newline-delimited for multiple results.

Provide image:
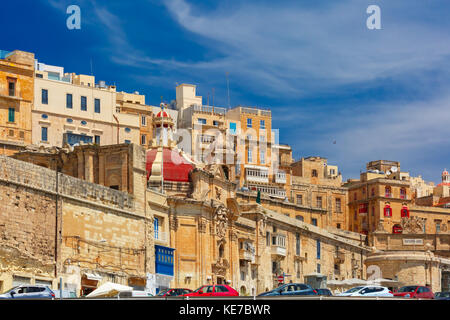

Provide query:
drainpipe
left=113, top=114, right=120, bottom=144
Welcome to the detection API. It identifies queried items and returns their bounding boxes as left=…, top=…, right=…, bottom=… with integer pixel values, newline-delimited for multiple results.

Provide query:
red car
left=394, top=286, right=435, bottom=299
left=184, top=284, right=239, bottom=297
left=156, top=288, right=193, bottom=297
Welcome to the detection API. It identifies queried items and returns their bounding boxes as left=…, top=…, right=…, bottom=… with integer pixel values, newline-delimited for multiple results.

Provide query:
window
left=125, top=127, right=131, bottom=133
left=316, top=239, right=321, bottom=259
left=215, top=285, right=228, bottom=293
left=248, top=148, right=252, bottom=163
left=41, top=127, right=48, bottom=142
left=41, top=89, right=48, bottom=104
left=198, top=118, right=206, bottom=125
left=81, top=96, right=87, bottom=111
left=296, top=215, right=304, bottom=221
left=260, top=150, right=265, bottom=164
left=229, top=122, right=237, bottom=134
left=66, top=118, right=73, bottom=123
left=272, top=261, right=278, bottom=274
left=384, top=205, right=392, bottom=217
left=154, top=217, right=159, bottom=239
left=317, top=263, right=321, bottom=273
left=141, top=116, right=146, bottom=126
left=400, top=188, right=406, bottom=199
left=141, top=134, right=146, bottom=145
left=94, top=98, right=101, bottom=113
left=8, top=80, right=15, bottom=96
left=41, top=114, right=48, bottom=119
left=125, top=140, right=131, bottom=144
left=312, top=169, right=318, bottom=177
left=247, top=118, right=252, bottom=128
left=436, top=221, right=441, bottom=233
left=8, top=108, right=15, bottom=123
left=266, top=232, right=270, bottom=246
left=401, top=207, right=410, bottom=218
left=312, top=218, right=318, bottom=226
left=296, top=194, right=303, bottom=205
left=213, top=120, right=219, bottom=126
left=316, top=196, right=322, bottom=208
left=295, top=233, right=300, bottom=255
left=94, top=135, right=100, bottom=145
left=66, top=93, right=73, bottom=109
left=335, top=198, right=342, bottom=212
left=385, top=186, right=392, bottom=198
left=260, top=120, right=265, bottom=129
left=337, top=223, right=341, bottom=229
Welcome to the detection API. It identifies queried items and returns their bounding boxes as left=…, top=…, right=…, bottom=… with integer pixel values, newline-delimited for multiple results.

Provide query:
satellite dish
left=391, top=166, right=398, bottom=173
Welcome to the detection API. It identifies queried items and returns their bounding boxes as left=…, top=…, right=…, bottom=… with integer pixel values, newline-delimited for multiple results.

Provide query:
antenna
left=226, top=72, right=230, bottom=109
left=212, top=88, right=215, bottom=107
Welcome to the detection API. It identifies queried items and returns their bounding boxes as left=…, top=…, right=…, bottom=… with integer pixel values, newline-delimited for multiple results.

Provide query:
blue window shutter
left=41, top=127, right=48, bottom=141
left=8, top=108, right=15, bottom=122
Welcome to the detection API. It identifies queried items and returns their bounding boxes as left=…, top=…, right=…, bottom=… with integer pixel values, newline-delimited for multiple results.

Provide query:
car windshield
left=1, top=286, right=19, bottom=294
left=156, top=289, right=169, bottom=296
left=344, top=286, right=364, bottom=293
left=436, top=292, right=450, bottom=298
left=194, top=286, right=205, bottom=293
left=397, top=286, right=417, bottom=293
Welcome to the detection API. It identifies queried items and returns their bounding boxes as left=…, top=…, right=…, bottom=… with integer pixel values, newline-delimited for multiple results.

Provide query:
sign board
left=403, top=239, right=424, bottom=245
left=277, top=275, right=284, bottom=283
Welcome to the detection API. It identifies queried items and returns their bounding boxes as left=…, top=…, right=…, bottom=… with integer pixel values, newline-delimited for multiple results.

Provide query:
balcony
left=274, top=171, right=287, bottom=184
left=246, top=168, right=269, bottom=184
left=239, top=249, right=255, bottom=263
left=271, top=234, right=287, bottom=258
left=334, top=250, right=346, bottom=264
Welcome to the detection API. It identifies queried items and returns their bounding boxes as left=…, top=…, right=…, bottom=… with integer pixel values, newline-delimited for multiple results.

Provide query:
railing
left=193, top=104, right=226, bottom=115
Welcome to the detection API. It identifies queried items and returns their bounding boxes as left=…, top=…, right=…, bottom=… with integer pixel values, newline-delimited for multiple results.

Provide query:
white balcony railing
left=154, top=231, right=168, bottom=242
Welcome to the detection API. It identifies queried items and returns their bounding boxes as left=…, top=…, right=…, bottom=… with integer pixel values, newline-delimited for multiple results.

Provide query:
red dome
left=156, top=111, right=169, bottom=118
left=146, top=148, right=194, bottom=182
left=443, top=169, right=449, bottom=176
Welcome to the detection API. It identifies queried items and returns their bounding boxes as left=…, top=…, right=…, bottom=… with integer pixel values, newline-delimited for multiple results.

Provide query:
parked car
left=156, top=288, right=193, bottom=297
left=315, top=288, right=333, bottom=296
left=435, top=292, right=450, bottom=300
left=394, top=286, right=434, bottom=299
left=338, top=286, right=393, bottom=297
left=0, top=285, right=55, bottom=299
left=118, top=290, right=153, bottom=298
left=258, top=283, right=317, bottom=296
left=184, top=284, right=239, bottom=297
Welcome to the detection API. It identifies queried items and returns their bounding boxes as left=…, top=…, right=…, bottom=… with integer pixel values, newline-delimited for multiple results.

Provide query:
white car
left=338, top=286, right=393, bottom=297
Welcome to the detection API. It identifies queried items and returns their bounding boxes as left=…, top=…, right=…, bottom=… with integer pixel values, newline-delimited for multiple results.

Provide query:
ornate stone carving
left=211, top=258, right=229, bottom=276
left=258, top=215, right=267, bottom=236
left=401, top=216, right=425, bottom=234
left=169, top=215, right=178, bottom=231
left=214, top=205, right=229, bottom=239
left=199, top=219, right=207, bottom=233
left=215, top=187, right=222, bottom=201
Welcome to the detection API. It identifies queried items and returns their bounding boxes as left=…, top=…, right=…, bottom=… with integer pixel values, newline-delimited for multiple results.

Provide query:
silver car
left=338, top=286, right=393, bottom=297
left=0, top=284, right=55, bottom=299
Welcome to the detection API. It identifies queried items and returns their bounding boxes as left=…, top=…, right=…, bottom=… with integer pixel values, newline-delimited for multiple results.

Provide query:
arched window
left=219, top=244, right=224, bottom=259
left=384, top=204, right=392, bottom=217
left=401, top=206, right=410, bottom=218
left=385, top=187, right=392, bottom=198
left=400, top=188, right=406, bottom=200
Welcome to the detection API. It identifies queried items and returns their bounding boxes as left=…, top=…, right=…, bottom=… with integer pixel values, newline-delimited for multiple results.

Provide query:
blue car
left=0, top=284, right=55, bottom=299
left=435, top=292, right=450, bottom=300
left=258, top=283, right=317, bottom=296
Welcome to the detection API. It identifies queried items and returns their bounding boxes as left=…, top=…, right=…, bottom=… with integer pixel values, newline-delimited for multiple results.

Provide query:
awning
left=84, top=273, right=102, bottom=281
left=86, top=282, right=133, bottom=298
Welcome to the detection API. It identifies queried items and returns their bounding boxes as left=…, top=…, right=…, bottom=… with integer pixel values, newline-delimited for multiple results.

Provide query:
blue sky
left=2, top=0, right=450, bottom=182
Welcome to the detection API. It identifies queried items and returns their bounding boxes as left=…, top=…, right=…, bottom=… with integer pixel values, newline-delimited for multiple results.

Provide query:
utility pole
left=226, top=72, right=230, bottom=109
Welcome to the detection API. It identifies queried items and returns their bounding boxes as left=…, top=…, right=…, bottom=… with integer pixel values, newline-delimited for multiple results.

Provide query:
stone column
left=76, top=151, right=84, bottom=180
left=121, top=152, right=128, bottom=192
left=84, top=150, right=95, bottom=183
left=99, top=153, right=105, bottom=186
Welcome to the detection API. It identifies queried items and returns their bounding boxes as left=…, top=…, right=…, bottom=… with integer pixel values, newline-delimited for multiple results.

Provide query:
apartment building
left=0, top=50, right=34, bottom=155
left=33, top=61, right=140, bottom=147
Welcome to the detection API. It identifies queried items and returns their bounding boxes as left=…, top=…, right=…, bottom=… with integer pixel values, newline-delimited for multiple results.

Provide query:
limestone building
left=0, top=50, right=34, bottom=156
left=33, top=60, right=140, bottom=147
